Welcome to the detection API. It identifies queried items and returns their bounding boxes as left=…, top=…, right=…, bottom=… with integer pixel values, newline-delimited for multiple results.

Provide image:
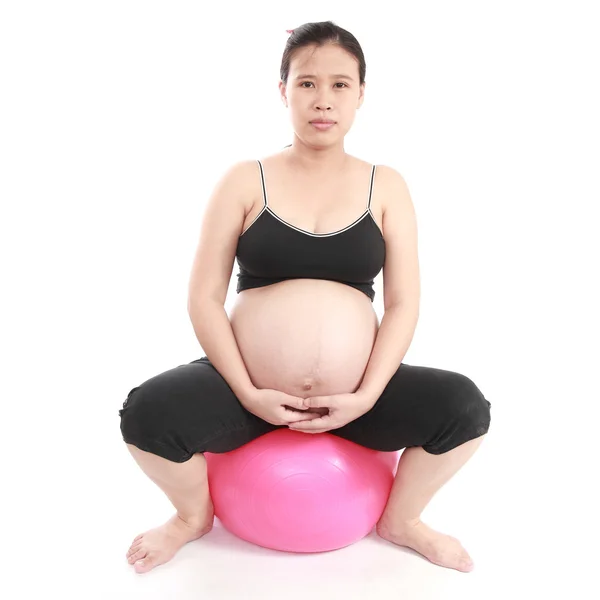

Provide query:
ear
left=279, top=80, right=288, bottom=107
left=357, top=82, right=365, bottom=108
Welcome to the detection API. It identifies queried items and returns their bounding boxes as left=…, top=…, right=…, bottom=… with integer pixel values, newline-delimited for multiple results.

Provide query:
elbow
left=186, top=294, right=198, bottom=313
left=386, top=298, right=420, bottom=314
left=186, top=294, right=195, bottom=314
left=187, top=296, right=204, bottom=315
left=187, top=293, right=222, bottom=315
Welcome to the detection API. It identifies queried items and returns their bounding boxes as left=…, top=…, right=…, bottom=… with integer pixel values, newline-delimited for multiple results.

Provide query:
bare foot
left=126, top=512, right=214, bottom=574
left=376, top=518, right=474, bottom=573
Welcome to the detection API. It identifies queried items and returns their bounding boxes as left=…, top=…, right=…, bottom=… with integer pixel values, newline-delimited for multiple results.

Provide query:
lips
left=311, top=122, right=335, bottom=132
left=310, top=119, right=336, bottom=131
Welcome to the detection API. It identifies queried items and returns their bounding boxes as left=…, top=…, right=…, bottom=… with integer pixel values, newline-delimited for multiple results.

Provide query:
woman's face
left=279, top=43, right=364, bottom=146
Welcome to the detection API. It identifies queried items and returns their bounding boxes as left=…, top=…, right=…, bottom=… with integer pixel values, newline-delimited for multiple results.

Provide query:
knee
left=118, top=384, right=164, bottom=447
left=453, top=374, right=492, bottom=437
left=425, top=374, right=491, bottom=454
left=455, top=376, right=492, bottom=439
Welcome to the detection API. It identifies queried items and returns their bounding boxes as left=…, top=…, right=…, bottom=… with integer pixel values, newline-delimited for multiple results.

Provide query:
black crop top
left=235, top=159, right=386, bottom=302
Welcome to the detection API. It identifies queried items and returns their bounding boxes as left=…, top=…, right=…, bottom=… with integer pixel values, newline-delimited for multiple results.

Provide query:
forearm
left=187, top=299, right=257, bottom=406
left=356, top=302, right=420, bottom=406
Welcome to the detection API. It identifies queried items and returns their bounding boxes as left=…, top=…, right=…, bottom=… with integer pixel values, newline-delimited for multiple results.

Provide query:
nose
left=314, top=96, right=333, bottom=112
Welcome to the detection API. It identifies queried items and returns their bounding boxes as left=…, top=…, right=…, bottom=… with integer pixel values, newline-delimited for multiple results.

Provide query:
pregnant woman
left=119, top=21, right=492, bottom=575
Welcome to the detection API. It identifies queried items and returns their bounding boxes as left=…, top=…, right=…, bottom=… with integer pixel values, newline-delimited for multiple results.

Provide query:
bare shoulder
left=349, top=155, right=407, bottom=196
left=215, top=158, right=260, bottom=214
left=374, top=164, right=413, bottom=217
left=187, top=158, right=259, bottom=305
left=374, top=164, right=420, bottom=310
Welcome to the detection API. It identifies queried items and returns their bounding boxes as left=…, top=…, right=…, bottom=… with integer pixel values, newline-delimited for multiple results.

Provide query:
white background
left=2, top=1, right=598, bottom=598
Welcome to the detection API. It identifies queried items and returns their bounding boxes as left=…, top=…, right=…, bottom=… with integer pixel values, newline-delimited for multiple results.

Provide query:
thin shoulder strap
left=256, top=159, right=268, bottom=208
left=367, top=164, right=377, bottom=211
left=257, top=159, right=375, bottom=211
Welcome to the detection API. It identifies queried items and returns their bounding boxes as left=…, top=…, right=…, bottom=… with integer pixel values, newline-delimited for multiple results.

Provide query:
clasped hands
left=288, top=391, right=375, bottom=434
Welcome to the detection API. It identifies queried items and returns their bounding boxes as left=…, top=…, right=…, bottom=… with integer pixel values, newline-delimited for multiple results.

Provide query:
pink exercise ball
left=204, top=428, right=400, bottom=553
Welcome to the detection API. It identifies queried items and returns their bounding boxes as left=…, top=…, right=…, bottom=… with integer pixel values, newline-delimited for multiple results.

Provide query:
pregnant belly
left=229, top=279, right=379, bottom=400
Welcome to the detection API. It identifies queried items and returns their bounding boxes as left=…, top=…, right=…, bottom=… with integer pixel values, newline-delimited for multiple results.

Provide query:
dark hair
left=280, top=21, right=366, bottom=87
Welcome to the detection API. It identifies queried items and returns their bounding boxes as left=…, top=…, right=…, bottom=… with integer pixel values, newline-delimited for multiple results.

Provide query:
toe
left=128, top=549, right=147, bottom=564
left=461, top=557, right=474, bottom=571
left=134, top=555, right=155, bottom=574
left=127, top=541, right=142, bottom=557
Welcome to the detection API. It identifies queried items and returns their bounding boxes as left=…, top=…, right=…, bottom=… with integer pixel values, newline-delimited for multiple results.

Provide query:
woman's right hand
left=241, top=388, right=327, bottom=426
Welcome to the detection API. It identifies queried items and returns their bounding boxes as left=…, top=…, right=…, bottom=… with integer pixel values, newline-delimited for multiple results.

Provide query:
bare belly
left=229, top=279, right=379, bottom=400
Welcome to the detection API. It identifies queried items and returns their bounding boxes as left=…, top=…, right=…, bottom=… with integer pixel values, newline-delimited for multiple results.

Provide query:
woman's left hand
left=288, top=392, right=375, bottom=434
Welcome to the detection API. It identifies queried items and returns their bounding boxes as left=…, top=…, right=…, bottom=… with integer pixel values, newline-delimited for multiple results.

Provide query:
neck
left=284, top=138, right=348, bottom=174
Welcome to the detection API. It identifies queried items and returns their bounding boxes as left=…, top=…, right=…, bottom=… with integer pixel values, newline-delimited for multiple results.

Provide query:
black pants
left=119, top=356, right=492, bottom=463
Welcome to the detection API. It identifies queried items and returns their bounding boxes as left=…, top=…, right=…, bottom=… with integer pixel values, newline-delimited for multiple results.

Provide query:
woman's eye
left=301, top=82, right=347, bottom=88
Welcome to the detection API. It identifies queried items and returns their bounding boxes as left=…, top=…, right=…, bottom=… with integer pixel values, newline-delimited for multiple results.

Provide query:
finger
left=288, top=405, right=328, bottom=415
left=287, top=411, right=324, bottom=423
left=304, top=395, right=337, bottom=410
left=283, top=405, right=318, bottom=415
left=311, top=407, right=330, bottom=417
left=283, top=405, right=309, bottom=413
left=288, top=423, right=330, bottom=431
left=289, top=426, right=331, bottom=434
left=289, top=417, right=330, bottom=429
left=302, top=396, right=322, bottom=409
left=287, top=395, right=309, bottom=410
